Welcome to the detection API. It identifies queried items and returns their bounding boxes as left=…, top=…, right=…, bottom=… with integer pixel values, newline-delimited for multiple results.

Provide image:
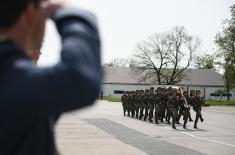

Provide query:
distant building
left=102, top=66, right=235, bottom=101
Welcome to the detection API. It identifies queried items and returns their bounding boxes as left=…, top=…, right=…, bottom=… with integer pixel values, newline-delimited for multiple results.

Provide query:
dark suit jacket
left=0, top=8, right=102, bottom=155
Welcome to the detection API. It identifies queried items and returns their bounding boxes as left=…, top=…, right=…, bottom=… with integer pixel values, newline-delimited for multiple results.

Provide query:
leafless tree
left=131, top=26, right=200, bottom=85
left=104, top=58, right=129, bottom=67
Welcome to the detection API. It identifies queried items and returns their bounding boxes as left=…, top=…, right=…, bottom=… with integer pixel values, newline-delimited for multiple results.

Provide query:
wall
left=205, top=87, right=235, bottom=101
left=102, top=84, right=150, bottom=98
left=101, top=83, right=235, bottom=101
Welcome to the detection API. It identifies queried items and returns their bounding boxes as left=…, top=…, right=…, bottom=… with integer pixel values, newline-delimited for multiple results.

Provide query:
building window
left=114, top=90, right=124, bottom=94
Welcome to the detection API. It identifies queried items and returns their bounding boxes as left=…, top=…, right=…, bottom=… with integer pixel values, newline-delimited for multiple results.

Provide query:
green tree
left=215, top=4, right=235, bottom=101
left=194, top=54, right=215, bottom=69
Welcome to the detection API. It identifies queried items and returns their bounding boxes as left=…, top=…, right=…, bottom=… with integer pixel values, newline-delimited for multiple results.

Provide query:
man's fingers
left=41, top=1, right=62, bottom=19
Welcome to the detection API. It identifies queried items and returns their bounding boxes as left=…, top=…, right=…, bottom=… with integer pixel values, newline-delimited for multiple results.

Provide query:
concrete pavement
left=55, top=101, right=235, bottom=155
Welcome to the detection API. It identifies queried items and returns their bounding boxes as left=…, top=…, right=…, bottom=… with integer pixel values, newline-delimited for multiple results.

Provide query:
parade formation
left=121, top=86, right=204, bottom=129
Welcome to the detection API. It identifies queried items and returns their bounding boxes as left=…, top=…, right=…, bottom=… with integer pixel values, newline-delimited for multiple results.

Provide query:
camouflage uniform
left=138, top=90, right=145, bottom=120
left=143, top=89, right=150, bottom=121
left=178, top=94, right=190, bottom=129
left=135, top=90, right=140, bottom=119
left=148, top=92, right=155, bottom=122
left=166, top=89, right=179, bottom=129
left=153, top=90, right=161, bottom=124
left=192, top=90, right=204, bottom=129
left=178, top=91, right=193, bottom=124
left=158, top=90, right=166, bottom=122
left=126, top=92, right=131, bottom=116
left=121, top=92, right=127, bottom=116
left=130, top=92, right=136, bottom=118
left=163, top=89, right=169, bottom=122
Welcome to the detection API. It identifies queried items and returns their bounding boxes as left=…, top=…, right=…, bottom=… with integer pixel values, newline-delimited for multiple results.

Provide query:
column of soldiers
left=121, top=87, right=204, bottom=129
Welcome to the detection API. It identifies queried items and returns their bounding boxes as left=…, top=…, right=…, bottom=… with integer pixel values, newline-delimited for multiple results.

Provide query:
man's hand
left=40, top=1, right=62, bottom=20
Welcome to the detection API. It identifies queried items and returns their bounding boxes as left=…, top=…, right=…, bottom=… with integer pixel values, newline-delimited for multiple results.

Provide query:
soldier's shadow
left=182, top=128, right=208, bottom=132
left=151, top=122, right=208, bottom=132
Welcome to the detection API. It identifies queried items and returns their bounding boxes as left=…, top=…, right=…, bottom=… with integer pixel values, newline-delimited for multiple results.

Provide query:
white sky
left=38, top=0, right=234, bottom=66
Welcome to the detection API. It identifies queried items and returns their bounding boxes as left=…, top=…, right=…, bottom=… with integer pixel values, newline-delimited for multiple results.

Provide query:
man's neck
left=0, top=28, right=30, bottom=55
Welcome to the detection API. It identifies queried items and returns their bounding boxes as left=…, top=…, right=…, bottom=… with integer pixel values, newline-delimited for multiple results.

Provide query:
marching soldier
left=178, top=91, right=193, bottom=123
left=130, top=91, right=136, bottom=118
left=185, top=91, right=194, bottom=122
left=158, top=88, right=166, bottom=122
left=143, top=89, right=150, bottom=121
left=148, top=87, right=155, bottom=122
left=121, top=91, right=128, bottom=116
left=126, top=91, right=131, bottom=117
left=192, top=90, right=204, bottom=129
left=178, top=88, right=190, bottom=129
left=135, top=90, right=140, bottom=119
left=139, top=90, right=145, bottom=120
left=166, top=89, right=179, bottom=129
left=154, top=89, right=161, bottom=124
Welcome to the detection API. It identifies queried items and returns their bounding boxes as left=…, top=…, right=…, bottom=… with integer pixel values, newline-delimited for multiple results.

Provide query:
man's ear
left=24, top=3, right=37, bottom=27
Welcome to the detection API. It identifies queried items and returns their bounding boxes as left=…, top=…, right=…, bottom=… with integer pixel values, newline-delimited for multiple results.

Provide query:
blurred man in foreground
left=0, top=0, right=102, bottom=154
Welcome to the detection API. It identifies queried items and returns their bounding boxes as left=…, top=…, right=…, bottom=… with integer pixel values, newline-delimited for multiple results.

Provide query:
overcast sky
left=38, top=0, right=234, bottom=66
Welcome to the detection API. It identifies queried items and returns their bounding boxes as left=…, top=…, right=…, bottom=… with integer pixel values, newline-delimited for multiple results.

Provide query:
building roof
left=103, top=66, right=225, bottom=86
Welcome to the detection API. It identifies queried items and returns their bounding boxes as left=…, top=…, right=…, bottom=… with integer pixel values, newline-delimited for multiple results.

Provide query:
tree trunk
left=227, top=85, right=230, bottom=101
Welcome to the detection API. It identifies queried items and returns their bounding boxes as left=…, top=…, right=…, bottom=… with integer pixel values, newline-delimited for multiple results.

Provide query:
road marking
left=181, top=132, right=235, bottom=148
left=163, top=126, right=235, bottom=147
left=204, top=109, right=235, bottom=115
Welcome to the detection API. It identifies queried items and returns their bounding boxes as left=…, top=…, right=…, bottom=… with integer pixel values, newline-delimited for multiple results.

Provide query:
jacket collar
left=0, top=40, right=28, bottom=60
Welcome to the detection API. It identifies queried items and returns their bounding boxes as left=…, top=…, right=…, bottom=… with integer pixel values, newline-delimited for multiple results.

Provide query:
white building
left=101, top=66, right=235, bottom=101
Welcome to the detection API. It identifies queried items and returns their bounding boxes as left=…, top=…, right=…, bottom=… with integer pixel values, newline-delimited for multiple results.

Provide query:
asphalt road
left=56, top=101, right=235, bottom=155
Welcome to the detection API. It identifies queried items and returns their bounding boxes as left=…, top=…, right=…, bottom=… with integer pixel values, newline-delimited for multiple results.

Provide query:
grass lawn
left=100, top=98, right=235, bottom=106
left=100, top=98, right=121, bottom=102
left=205, top=100, right=235, bottom=106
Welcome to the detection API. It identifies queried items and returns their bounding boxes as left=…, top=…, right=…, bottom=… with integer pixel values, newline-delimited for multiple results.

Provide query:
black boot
left=144, top=116, right=147, bottom=121
left=189, top=114, right=193, bottom=122
left=194, top=120, right=198, bottom=129
left=200, top=115, right=204, bottom=122
left=194, top=114, right=199, bottom=129
left=183, top=121, right=187, bottom=129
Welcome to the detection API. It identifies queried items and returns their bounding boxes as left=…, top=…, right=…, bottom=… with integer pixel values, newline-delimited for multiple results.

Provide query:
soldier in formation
left=191, top=90, right=204, bottom=129
left=121, top=87, right=204, bottom=129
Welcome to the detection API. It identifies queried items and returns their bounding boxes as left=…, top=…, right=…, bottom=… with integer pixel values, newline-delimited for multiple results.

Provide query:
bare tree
left=131, top=26, right=200, bottom=85
left=104, top=58, right=129, bottom=67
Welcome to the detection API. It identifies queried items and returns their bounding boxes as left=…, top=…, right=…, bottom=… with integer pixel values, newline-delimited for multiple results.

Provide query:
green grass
left=100, top=98, right=121, bottom=102
left=205, top=100, right=235, bottom=106
left=100, top=98, right=235, bottom=106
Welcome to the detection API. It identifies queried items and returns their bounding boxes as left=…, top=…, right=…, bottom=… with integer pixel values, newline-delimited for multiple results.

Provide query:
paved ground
left=55, top=101, right=235, bottom=155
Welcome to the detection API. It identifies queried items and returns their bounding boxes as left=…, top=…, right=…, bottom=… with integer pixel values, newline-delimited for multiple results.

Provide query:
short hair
left=0, top=0, right=40, bottom=30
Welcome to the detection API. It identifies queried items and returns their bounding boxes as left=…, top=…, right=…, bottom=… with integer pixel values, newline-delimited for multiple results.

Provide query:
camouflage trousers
left=194, top=108, right=203, bottom=128
left=154, top=103, right=160, bottom=124
left=166, top=107, right=178, bottom=128
left=144, top=103, right=150, bottom=121
left=148, top=103, right=154, bottom=121
left=139, top=102, right=145, bottom=119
